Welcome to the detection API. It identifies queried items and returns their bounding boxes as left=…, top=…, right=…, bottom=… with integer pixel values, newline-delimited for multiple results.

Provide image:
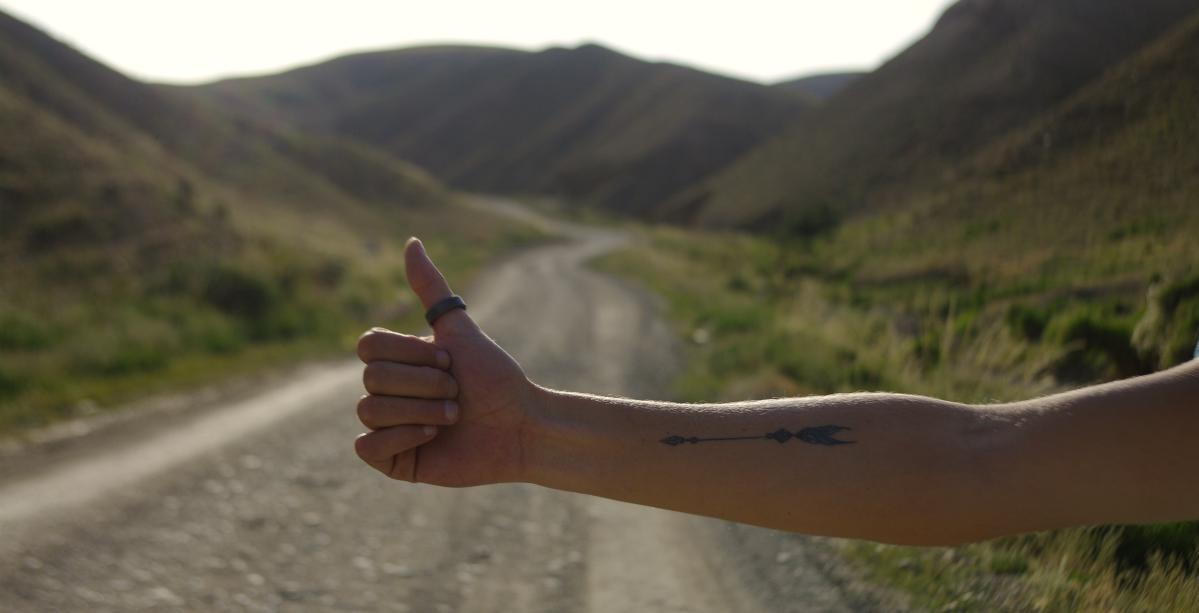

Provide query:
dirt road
left=0, top=197, right=858, bottom=612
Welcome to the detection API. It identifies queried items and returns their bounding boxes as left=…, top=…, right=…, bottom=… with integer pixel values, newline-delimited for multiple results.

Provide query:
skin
left=355, top=238, right=1199, bottom=546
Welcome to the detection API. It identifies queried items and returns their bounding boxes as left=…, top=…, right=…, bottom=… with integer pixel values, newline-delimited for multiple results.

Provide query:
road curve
left=0, top=197, right=855, bottom=612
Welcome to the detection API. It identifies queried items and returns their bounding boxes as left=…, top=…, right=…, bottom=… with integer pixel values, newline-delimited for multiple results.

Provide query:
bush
left=1007, top=303, right=1051, bottom=341
left=22, top=207, right=107, bottom=252
left=201, top=264, right=281, bottom=323
left=909, top=332, right=942, bottom=370
left=1049, top=309, right=1145, bottom=381
left=0, top=366, right=24, bottom=400
left=1097, top=522, right=1199, bottom=573
left=0, top=309, right=55, bottom=350
left=781, top=202, right=841, bottom=241
left=1133, top=274, right=1199, bottom=369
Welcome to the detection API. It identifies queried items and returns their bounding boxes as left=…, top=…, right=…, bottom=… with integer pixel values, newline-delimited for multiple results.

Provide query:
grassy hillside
left=0, top=11, right=544, bottom=433
left=189, top=43, right=808, bottom=216
left=672, top=0, right=1199, bottom=228
left=598, top=13, right=1199, bottom=611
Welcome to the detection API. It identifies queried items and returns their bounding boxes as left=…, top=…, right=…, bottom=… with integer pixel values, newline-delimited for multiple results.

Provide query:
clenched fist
left=354, top=238, right=541, bottom=485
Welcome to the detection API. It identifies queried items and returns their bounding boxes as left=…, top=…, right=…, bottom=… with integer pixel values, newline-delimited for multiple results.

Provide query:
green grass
left=595, top=222, right=1199, bottom=612
left=0, top=11, right=555, bottom=437
left=0, top=201, right=550, bottom=436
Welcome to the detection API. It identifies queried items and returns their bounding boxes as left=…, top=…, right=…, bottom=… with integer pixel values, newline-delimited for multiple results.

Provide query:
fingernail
left=423, top=425, right=437, bottom=436
left=436, top=350, right=451, bottom=369
left=444, top=400, right=459, bottom=422
left=372, top=326, right=391, bottom=333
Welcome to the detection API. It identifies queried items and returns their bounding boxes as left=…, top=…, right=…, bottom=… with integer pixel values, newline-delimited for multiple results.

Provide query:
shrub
left=781, top=202, right=841, bottom=241
left=1133, top=274, right=1199, bottom=369
left=909, top=332, right=942, bottom=370
left=1049, top=309, right=1145, bottom=381
left=0, top=366, right=24, bottom=400
left=1007, top=303, right=1051, bottom=341
left=1097, top=523, right=1199, bottom=574
left=201, top=264, right=281, bottom=323
left=22, top=206, right=107, bottom=252
left=0, top=309, right=55, bottom=350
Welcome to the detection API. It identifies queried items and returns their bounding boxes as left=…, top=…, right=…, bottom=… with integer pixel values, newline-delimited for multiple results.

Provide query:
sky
left=0, top=0, right=957, bottom=85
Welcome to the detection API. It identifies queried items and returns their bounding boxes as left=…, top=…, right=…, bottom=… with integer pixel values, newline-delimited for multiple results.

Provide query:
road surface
left=0, top=197, right=859, bottom=612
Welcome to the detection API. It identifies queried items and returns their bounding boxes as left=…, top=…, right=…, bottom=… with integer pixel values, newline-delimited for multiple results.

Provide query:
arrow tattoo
left=660, top=425, right=855, bottom=447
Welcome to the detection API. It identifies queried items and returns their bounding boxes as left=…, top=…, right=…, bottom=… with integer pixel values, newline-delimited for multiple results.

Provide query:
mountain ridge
left=189, top=42, right=810, bottom=215
left=667, top=0, right=1199, bottom=228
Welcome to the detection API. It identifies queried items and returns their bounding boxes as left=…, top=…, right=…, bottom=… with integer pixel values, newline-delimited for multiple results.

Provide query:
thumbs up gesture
left=354, top=238, right=540, bottom=485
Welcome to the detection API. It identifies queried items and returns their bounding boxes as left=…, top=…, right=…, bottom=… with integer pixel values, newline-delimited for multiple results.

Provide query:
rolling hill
left=189, top=43, right=809, bottom=215
left=779, top=8, right=1199, bottom=381
left=0, top=9, right=535, bottom=430
left=667, top=0, right=1199, bottom=228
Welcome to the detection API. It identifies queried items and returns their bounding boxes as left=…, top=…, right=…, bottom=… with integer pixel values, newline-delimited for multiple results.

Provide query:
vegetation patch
left=597, top=220, right=1199, bottom=611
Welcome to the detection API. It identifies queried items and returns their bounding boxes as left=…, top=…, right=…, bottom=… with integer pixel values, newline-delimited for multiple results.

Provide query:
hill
left=0, top=10, right=537, bottom=431
left=190, top=43, right=809, bottom=215
left=667, top=0, right=1199, bottom=228
left=597, top=13, right=1199, bottom=610
left=773, top=71, right=862, bottom=101
left=832, top=8, right=1199, bottom=366
left=0, top=10, right=448, bottom=216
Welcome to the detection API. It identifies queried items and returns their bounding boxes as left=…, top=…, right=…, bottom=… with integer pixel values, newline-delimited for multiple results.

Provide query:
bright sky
left=0, top=0, right=956, bottom=84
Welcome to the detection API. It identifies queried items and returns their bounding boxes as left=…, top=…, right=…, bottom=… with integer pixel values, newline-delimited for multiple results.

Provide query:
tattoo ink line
left=660, top=425, right=855, bottom=447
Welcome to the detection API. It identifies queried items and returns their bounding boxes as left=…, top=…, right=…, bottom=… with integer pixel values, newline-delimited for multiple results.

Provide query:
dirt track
left=0, top=197, right=860, bottom=612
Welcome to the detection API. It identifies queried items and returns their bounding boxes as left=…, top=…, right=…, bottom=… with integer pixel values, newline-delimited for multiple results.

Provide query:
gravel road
left=0, top=197, right=860, bottom=612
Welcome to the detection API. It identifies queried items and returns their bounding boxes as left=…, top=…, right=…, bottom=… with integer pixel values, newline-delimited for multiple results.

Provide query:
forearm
left=992, top=359, right=1199, bottom=533
left=521, top=361, right=1199, bottom=545
left=521, top=387, right=1004, bottom=545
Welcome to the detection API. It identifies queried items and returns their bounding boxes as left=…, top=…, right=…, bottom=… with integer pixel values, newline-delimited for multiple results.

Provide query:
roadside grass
left=594, top=223, right=1199, bottom=612
left=0, top=199, right=550, bottom=436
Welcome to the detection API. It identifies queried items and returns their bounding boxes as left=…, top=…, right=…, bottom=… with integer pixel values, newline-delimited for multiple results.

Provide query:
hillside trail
left=0, top=196, right=857, bottom=612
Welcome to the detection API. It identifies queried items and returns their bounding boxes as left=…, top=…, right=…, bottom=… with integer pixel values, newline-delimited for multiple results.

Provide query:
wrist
left=517, top=384, right=559, bottom=485
left=518, top=385, right=606, bottom=488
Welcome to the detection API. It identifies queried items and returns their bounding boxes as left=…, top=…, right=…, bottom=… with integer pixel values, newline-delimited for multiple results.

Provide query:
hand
left=354, top=238, right=540, bottom=485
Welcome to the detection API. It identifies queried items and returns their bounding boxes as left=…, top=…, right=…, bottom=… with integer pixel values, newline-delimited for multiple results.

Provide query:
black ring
left=425, top=295, right=467, bottom=326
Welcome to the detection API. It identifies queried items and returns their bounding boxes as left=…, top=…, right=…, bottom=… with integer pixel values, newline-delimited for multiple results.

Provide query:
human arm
left=518, top=361, right=1199, bottom=546
left=354, top=238, right=1199, bottom=546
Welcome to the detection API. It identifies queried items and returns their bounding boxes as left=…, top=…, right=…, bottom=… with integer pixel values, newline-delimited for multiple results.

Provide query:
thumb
left=404, top=237, right=477, bottom=335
